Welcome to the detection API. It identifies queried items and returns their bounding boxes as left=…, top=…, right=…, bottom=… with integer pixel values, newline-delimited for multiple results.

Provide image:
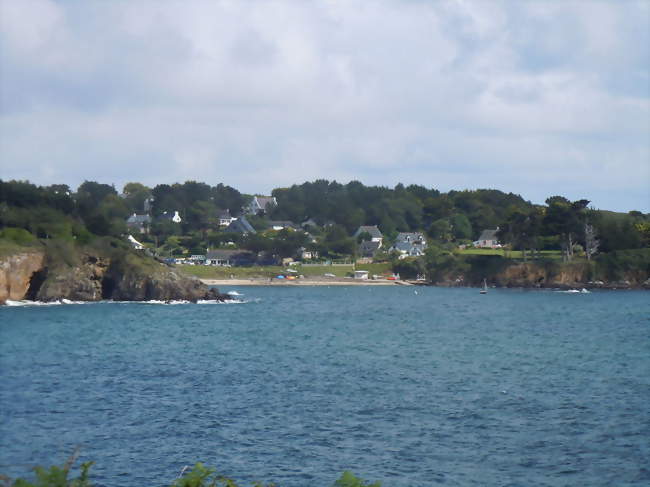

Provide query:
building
left=159, top=210, right=182, bottom=224
left=354, top=225, right=383, bottom=245
left=246, top=196, right=277, bottom=215
left=390, top=232, right=427, bottom=259
left=298, top=247, right=318, bottom=260
left=205, top=249, right=255, bottom=266
left=474, top=229, right=500, bottom=248
left=354, top=270, right=369, bottom=280
left=268, top=220, right=298, bottom=231
left=126, top=213, right=151, bottom=234
left=359, top=240, right=381, bottom=258
left=127, top=234, right=145, bottom=250
left=218, top=209, right=237, bottom=227
left=226, top=215, right=256, bottom=234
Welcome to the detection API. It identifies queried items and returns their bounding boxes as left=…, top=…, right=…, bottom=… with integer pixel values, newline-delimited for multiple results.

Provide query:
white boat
left=480, top=279, right=488, bottom=294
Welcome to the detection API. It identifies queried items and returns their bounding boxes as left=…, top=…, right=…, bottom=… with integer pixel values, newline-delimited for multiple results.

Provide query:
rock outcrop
left=0, top=243, right=228, bottom=303
left=0, top=250, right=45, bottom=304
left=492, top=262, right=590, bottom=289
left=35, top=254, right=109, bottom=301
left=103, top=257, right=224, bottom=302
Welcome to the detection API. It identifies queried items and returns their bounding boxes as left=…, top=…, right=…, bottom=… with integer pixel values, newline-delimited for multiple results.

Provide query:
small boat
left=480, top=279, right=488, bottom=294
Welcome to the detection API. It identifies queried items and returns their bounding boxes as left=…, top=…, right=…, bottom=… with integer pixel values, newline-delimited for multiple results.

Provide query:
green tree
left=450, top=214, right=472, bottom=240
left=122, top=182, right=151, bottom=213
left=428, top=218, right=452, bottom=242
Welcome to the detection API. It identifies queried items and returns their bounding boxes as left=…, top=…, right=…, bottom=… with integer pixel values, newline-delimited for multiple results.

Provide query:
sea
left=1, top=286, right=649, bottom=487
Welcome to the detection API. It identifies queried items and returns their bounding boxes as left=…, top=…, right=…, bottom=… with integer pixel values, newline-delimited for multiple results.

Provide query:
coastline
left=201, top=277, right=403, bottom=286
left=199, top=277, right=649, bottom=289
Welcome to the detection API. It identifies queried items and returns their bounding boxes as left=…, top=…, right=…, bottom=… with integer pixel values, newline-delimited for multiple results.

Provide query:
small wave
left=555, top=289, right=591, bottom=294
left=226, top=290, right=244, bottom=296
left=4, top=299, right=87, bottom=306
left=3, top=298, right=252, bottom=307
left=198, top=298, right=247, bottom=304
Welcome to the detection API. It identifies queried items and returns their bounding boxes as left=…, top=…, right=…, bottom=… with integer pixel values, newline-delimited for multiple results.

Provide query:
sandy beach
left=201, top=277, right=405, bottom=286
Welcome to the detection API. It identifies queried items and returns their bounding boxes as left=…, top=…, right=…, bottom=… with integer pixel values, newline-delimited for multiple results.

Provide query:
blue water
left=1, top=287, right=649, bottom=486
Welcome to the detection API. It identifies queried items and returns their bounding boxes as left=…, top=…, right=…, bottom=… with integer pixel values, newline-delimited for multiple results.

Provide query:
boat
left=480, top=279, right=488, bottom=294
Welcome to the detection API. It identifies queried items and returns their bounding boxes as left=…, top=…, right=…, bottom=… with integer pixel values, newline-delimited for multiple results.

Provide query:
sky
left=0, top=0, right=648, bottom=212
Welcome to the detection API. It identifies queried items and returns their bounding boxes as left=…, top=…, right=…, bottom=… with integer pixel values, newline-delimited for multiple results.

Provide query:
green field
left=457, top=248, right=566, bottom=260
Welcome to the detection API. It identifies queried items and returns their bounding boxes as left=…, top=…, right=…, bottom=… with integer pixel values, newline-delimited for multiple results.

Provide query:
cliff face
left=36, top=254, right=110, bottom=301
left=493, top=262, right=590, bottom=288
left=0, top=251, right=45, bottom=304
left=104, top=256, right=222, bottom=301
left=433, top=258, right=648, bottom=289
left=0, top=243, right=227, bottom=303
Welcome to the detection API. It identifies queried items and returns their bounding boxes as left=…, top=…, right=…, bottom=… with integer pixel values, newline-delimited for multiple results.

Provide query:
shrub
left=0, top=227, right=37, bottom=245
left=1, top=461, right=381, bottom=487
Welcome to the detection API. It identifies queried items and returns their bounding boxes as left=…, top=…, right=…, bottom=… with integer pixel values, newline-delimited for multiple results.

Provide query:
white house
left=127, top=235, right=145, bottom=250
left=390, top=232, right=427, bottom=259
left=354, top=270, right=369, bottom=280
left=218, top=209, right=237, bottom=227
left=159, top=210, right=182, bottom=224
left=246, top=196, right=277, bottom=215
left=473, top=229, right=501, bottom=248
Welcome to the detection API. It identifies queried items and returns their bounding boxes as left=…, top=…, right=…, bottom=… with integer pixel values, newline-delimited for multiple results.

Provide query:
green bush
left=1, top=461, right=381, bottom=487
left=0, top=227, right=37, bottom=245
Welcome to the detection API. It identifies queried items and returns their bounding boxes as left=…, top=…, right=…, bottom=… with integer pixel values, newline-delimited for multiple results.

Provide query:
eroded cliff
left=0, top=250, right=45, bottom=304
left=0, top=240, right=227, bottom=303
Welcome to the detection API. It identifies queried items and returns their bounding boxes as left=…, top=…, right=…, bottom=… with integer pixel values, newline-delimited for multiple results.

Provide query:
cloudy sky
left=1, top=0, right=648, bottom=211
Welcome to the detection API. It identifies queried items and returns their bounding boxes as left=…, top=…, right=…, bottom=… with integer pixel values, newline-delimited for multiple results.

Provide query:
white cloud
left=0, top=0, right=648, bottom=211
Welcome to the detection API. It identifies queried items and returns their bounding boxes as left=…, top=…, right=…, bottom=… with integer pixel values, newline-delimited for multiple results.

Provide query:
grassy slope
left=178, top=262, right=393, bottom=279
left=0, top=238, right=43, bottom=258
left=458, top=248, right=566, bottom=260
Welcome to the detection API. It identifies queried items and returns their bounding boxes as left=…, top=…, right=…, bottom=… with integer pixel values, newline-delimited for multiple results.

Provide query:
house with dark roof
left=354, top=225, right=383, bottom=245
left=126, top=213, right=151, bottom=234
left=359, top=240, right=381, bottom=258
left=390, top=232, right=427, bottom=259
left=205, top=249, right=255, bottom=266
left=246, top=196, right=277, bottom=215
left=218, top=209, right=236, bottom=227
left=473, top=228, right=500, bottom=248
left=298, top=246, right=318, bottom=260
left=226, top=215, right=256, bottom=234
left=300, top=218, right=318, bottom=229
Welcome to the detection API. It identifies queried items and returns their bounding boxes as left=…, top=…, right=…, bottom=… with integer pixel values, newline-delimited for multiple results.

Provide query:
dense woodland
left=1, top=179, right=649, bottom=282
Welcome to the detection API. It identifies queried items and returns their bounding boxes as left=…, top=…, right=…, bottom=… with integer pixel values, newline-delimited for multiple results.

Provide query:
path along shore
left=201, top=277, right=410, bottom=286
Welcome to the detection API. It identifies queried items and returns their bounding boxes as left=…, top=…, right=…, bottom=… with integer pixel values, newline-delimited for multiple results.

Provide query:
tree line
left=1, top=179, right=648, bottom=262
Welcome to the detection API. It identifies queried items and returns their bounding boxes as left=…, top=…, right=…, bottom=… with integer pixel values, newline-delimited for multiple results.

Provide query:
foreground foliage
left=1, top=461, right=381, bottom=487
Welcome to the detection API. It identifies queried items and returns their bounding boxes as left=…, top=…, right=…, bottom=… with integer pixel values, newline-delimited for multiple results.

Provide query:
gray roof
left=301, top=218, right=318, bottom=228
left=392, top=241, right=426, bottom=255
left=227, top=216, right=256, bottom=234
left=127, top=214, right=151, bottom=224
left=478, top=229, right=499, bottom=241
left=218, top=209, right=232, bottom=219
left=248, top=196, right=276, bottom=212
left=396, top=232, right=425, bottom=243
left=359, top=240, right=381, bottom=256
left=256, top=196, right=276, bottom=208
left=354, top=225, right=383, bottom=239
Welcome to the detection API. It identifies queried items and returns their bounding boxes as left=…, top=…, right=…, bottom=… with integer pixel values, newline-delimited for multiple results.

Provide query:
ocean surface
left=1, top=286, right=649, bottom=487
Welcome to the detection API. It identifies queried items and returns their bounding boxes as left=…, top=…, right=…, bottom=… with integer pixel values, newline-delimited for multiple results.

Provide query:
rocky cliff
left=435, top=259, right=649, bottom=289
left=0, top=250, right=45, bottom=303
left=0, top=241, right=228, bottom=304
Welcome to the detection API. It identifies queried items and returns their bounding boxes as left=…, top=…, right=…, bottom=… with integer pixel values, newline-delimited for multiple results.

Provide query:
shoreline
left=200, top=278, right=648, bottom=290
left=200, top=278, right=404, bottom=286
